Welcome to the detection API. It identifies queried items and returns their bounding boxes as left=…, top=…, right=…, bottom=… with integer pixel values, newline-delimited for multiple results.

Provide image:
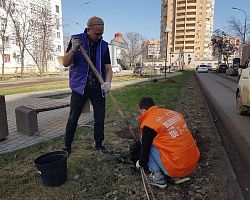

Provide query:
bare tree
left=28, top=1, right=55, bottom=75
left=9, top=0, right=33, bottom=78
left=211, top=29, right=237, bottom=65
left=227, top=16, right=250, bottom=43
left=122, top=32, right=145, bottom=69
left=0, top=0, right=13, bottom=79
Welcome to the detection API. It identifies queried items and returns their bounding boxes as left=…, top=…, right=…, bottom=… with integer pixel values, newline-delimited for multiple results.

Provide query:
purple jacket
left=69, top=30, right=108, bottom=95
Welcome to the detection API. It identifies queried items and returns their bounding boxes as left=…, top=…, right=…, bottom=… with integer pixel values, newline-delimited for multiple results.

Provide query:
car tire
left=236, top=92, right=249, bottom=115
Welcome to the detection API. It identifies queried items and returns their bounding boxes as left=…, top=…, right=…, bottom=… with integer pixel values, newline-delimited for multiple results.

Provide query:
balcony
left=176, top=37, right=185, bottom=42
left=177, top=0, right=186, bottom=4
left=175, top=43, right=185, bottom=48
left=176, top=20, right=185, bottom=25
left=186, top=11, right=196, bottom=15
left=186, top=8, right=196, bottom=13
left=175, top=26, right=185, bottom=31
left=185, top=41, right=195, bottom=45
left=177, top=12, right=186, bottom=17
left=186, top=17, right=196, bottom=22
left=185, top=46, right=195, bottom=50
left=177, top=3, right=186, bottom=7
left=186, top=2, right=196, bottom=6
left=177, top=9, right=186, bottom=14
left=187, top=0, right=196, bottom=3
left=176, top=30, right=185, bottom=34
left=186, top=23, right=195, bottom=27
left=185, top=31, right=195, bottom=35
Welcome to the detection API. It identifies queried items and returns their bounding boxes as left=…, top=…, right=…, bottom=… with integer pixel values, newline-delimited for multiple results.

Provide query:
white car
left=197, top=65, right=208, bottom=73
left=236, top=45, right=250, bottom=114
left=112, top=65, right=120, bottom=73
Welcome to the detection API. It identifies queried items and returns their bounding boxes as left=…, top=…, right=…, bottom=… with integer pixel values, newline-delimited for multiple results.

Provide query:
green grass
left=112, top=74, right=142, bottom=82
left=0, top=71, right=192, bottom=199
left=0, top=82, right=69, bottom=95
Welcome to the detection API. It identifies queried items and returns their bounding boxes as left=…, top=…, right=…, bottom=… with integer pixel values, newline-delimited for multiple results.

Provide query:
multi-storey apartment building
left=0, top=0, right=64, bottom=75
left=160, top=0, right=215, bottom=67
left=142, top=39, right=161, bottom=62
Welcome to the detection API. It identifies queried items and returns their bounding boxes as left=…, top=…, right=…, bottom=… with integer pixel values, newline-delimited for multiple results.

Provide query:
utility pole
left=232, top=7, right=247, bottom=44
left=164, top=27, right=170, bottom=78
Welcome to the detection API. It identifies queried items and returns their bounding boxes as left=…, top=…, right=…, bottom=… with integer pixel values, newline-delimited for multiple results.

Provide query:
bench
left=15, top=99, right=91, bottom=136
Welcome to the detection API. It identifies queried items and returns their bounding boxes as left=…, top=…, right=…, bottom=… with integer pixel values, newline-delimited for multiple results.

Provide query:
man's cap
left=87, top=16, right=104, bottom=27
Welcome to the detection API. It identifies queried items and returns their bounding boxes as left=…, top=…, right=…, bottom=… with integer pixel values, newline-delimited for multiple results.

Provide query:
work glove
left=71, top=37, right=81, bottom=52
left=101, top=81, right=111, bottom=92
left=136, top=160, right=141, bottom=169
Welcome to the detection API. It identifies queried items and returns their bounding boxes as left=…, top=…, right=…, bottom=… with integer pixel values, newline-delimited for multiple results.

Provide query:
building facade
left=0, top=0, right=64, bottom=75
left=142, top=39, right=161, bottom=61
left=160, top=0, right=215, bottom=67
left=108, top=32, right=127, bottom=72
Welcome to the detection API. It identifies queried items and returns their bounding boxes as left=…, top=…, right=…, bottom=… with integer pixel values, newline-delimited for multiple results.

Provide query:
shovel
left=79, top=45, right=136, bottom=140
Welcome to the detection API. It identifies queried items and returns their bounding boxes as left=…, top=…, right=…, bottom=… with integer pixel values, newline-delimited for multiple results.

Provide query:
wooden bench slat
left=34, top=103, right=70, bottom=113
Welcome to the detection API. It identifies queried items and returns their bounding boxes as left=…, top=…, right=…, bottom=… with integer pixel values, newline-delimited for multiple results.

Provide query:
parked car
left=226, top=65, right=238, bottom=76
left=236, top=63, right=250, bottom=115
left=216, top=64, right=228, bottom=73
left=236, top=44, right=250, bottom=115
left=211, top=65, right=217, bottom=71
left=197, top=65, right=208, bottom=73
left=206, top=65, right=212, bottom=71
left=133, top=66, right=143, bottom=74
left=112, top=65, right=120, bottom=73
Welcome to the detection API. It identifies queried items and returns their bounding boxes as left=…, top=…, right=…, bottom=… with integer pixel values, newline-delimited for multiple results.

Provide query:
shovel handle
left=78, top=45, right=137, bottom=140
left=79, top=45, right=105, bottom=85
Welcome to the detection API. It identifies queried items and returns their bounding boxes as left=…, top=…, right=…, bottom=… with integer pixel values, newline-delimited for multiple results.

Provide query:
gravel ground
left=113, top=73, right=238, bottom=200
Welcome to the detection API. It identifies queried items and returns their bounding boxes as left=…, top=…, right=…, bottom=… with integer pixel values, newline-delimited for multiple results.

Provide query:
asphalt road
left=196, top=71, right=250, bottom=198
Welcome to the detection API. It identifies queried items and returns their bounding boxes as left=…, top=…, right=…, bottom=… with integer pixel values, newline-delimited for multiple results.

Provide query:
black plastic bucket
left=34, top=150, right=68, bottom=187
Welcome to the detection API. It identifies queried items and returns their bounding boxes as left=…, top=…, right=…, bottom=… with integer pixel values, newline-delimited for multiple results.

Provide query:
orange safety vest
left=138, top=106, right=200, bottom=178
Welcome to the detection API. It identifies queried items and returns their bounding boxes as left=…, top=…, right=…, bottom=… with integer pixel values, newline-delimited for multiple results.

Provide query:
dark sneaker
left=149, top=172, right=168, bottom=189
left=63, top=146, right=71, bottom=155
left=95, top=145, right=111, bottom=154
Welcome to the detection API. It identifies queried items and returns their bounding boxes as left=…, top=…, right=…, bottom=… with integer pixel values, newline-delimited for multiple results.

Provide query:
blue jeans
left=148, top=145, right=169, bottom=176
left=64, top=87, right=105, bottom=149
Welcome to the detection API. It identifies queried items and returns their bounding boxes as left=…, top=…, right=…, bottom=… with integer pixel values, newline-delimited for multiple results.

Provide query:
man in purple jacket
left=62, top=16, right=113, bottom=154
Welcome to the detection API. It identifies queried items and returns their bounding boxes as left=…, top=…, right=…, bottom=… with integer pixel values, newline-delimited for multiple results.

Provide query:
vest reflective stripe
left=138, top=106, right=200, bottom=177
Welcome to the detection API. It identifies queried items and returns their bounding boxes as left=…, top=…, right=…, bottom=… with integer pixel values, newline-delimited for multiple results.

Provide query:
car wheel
left=236, top=92, right=249, bottom=115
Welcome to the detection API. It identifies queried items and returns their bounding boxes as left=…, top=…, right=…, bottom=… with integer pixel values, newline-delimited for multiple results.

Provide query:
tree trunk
left=1, top=42, right=5, bottom=79
left=20, top=49, right=25, bottom=78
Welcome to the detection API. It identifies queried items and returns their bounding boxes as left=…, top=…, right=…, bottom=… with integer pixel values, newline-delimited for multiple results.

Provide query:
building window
left=4, top=54, right=10, bottom=62
left=57, top=45, right=61, bottom=52
left=57, top=32, right=60, bottom=39
left=56, top=18, right=60, bottom=29
left=56, top=5, right=59, bottom=13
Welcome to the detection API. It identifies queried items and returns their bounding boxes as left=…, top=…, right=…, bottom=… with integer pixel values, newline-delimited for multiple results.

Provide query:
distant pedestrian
left=135, top=97, right=200, bottom=188
left=62, top=16, right=113, bottom=154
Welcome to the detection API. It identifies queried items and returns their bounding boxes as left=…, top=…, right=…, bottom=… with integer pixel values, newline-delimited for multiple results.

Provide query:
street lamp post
left=232, top=7, right=247, bottom=44
left=164, top=27, right=170, bottom=79
left=75, top=1, right=90, bottom=31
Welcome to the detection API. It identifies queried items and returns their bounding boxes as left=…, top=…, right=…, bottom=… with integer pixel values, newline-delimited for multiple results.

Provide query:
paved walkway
left=0, top=72, right=181, bottom=154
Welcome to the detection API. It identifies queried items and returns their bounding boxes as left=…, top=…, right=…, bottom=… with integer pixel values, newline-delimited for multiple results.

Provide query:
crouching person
left=136, top=97, right=200, bottom=188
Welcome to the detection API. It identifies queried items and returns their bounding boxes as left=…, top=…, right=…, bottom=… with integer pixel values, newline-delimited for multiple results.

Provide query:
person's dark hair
left=139, top=97, right=155, bottom=110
